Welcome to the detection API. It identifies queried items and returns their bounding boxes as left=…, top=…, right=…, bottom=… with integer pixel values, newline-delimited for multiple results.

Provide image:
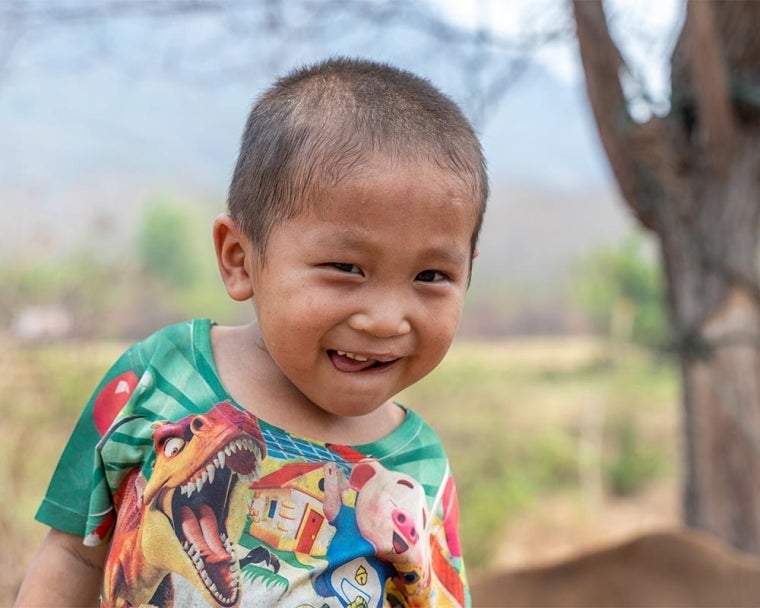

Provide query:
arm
left=14, top=528, right=108, bottom=607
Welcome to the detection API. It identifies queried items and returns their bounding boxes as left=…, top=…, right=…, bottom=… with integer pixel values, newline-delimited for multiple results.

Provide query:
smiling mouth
left=328, top=350, right=398, bottom=372
left=393, top=531, right=410, bottom=554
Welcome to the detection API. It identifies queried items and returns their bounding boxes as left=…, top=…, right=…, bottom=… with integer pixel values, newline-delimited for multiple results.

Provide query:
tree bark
left=572, top=0, right=760, bottom=553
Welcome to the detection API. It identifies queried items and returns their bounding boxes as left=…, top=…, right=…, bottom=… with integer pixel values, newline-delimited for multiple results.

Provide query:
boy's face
left=248, top=157, right=479, bottom=419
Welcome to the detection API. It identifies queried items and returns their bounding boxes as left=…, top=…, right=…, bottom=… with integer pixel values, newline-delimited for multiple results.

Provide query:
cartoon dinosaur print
left=102, top=401, right=267, bottom=608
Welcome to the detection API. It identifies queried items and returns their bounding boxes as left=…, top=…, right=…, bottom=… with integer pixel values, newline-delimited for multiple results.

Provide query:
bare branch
left=0, top=7, right=22, bottom=89
left=0, top=0, right=569, bottom=127
left=0, top=1, right=244, bottom=24
left=682, top=1, right=737, bottom=168
left=1, top=0, right=552, bottom=54
left=571, top=0, right=658, bottom=229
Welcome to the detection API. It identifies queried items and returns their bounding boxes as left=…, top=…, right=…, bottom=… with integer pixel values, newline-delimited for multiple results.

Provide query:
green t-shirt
left=38, top=319, right=469, bottom=607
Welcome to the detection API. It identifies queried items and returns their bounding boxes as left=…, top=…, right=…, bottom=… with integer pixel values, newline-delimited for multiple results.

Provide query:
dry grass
left=491, top=481, right=680, bottom=570
left=402, top=335, right=680, bottom=572
left=432, top=338, right=681, bottom=570
left=0, top=337, right=124, bottom=604
left=0, top=334, right=680, bottom=605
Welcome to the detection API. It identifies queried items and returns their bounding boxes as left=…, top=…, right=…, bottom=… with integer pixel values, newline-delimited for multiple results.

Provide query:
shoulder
left=355, top=407, right=452, bottom=503
left=386, top=406, right=447, bottom=454
left=135, top=318, right=211, bottom=353
left=91, top=318, right=220, bottom=435
left=120, top=318, right=212, bottom=371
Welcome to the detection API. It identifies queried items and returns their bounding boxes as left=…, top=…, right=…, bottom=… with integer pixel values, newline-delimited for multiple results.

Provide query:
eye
left=163, top=436, right=185, bottom=458
left=330, top=262, right=363, bottom=275
left=403, top=571, right=420, bottom=584
left=415, top=269, right=449, bottom=283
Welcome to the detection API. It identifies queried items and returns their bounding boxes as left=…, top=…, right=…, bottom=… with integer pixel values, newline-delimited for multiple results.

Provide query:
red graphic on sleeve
left=442, top=476, right=462, bottom=558
left=93, top=371, right=139, bottom=435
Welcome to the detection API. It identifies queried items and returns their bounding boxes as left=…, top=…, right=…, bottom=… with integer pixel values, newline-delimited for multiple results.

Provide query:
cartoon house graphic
left=248, top=462, right=336, bottom=556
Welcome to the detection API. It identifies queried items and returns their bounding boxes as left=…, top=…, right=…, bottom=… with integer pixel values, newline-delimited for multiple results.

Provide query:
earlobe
left=213, top=214, right=255, bottom=302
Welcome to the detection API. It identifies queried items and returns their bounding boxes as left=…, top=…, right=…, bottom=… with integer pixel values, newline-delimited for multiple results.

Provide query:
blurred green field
left=0, top=335, right=679, bottom=604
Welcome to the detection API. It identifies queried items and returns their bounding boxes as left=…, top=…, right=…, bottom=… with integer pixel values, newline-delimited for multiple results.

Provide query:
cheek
left=414, top=303, right=463, bottom=368
left=257, top=285, right=323, bottom=330
left=424, top=300, right=463, bottom=343
left=257, top=301, right=328, bottom=367
left=356, top=501, right=391, bottom=539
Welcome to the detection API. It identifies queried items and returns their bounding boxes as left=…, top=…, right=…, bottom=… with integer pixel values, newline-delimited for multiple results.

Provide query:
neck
left=210, top=323, right=404, bottom=444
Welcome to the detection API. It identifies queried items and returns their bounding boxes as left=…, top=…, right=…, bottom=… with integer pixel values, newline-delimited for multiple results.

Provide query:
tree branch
left=682, top=1, right=737, bottom=168
left=571, top=0, right=657, bottom=229
left=1, top=0, right=561, bottom=128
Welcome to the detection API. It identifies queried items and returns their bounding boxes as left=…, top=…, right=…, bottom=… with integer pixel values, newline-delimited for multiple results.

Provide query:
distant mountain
left=0, top=49, right=633, bottom=288
left=483, top=65, right=614, bottom=189
left=0, top=56, right=611, bottom=187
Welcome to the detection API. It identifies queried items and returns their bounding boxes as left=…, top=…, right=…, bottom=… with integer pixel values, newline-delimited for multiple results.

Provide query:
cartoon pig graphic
left=314, top=460, right=432, bottom=607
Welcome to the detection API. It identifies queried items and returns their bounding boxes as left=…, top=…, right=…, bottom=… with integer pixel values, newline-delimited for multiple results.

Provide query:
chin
left=322, top=400, right=386, bottom=419
left=313, top=387, right=391, bottom=415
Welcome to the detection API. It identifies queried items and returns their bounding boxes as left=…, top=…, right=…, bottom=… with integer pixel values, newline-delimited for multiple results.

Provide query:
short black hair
left=227, top=56, right=488, bottom=256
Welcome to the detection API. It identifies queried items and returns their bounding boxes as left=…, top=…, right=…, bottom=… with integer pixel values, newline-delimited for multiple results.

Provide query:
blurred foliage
left=0, top=197, right=241, bottom=338
left=0, top=249, right=124, bottom=335
left=402, top=338, right=677, bottom=570
left=134, top=197, right=241, bottom=328
left=604, top=412, right=665, bottom=497
left=570, top=231, right=668, bottom=348
left=138, top=199, right=200, bottom=289
left=2, top=198, right=670, bottom=346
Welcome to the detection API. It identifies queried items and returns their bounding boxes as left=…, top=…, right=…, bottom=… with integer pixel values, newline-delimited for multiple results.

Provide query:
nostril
left=191, top=417, right=205, bottom=431
left=393, top=509, right=418, bottom=542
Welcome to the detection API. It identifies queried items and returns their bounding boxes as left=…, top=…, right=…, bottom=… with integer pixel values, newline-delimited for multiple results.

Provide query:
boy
left=15, top=57, right=488, bottom=607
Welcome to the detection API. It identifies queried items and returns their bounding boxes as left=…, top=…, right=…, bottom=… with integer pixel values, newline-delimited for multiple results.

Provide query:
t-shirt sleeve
left=35, top=347, right=147, bottom=540
left=429, top=468, right=471, bottom=607
left=373, top=411, right=471, bottom=606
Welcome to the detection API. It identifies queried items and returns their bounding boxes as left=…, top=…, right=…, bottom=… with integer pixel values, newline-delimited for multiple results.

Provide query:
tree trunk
left=666, top=149, right=760, bottom=552
left=572, top=0, right=760, bottom=553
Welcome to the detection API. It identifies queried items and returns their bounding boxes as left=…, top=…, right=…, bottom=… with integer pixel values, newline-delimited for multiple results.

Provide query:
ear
left=349, top=460, right=379, bottom=491
left=213, top=214, right=255, bottom=302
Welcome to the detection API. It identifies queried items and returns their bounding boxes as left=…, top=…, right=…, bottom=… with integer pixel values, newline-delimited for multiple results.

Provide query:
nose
left=348, top=299, right=411, bottom=338
left=392, top=508, right=419, bottom=544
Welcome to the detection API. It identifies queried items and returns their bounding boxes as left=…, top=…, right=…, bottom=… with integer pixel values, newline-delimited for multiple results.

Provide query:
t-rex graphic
left=102, top=401, right=267, bottom=608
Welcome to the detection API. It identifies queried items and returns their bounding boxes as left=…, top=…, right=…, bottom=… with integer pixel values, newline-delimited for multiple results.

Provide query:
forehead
left=282, top=159, right=477, bottom=262
left=310, top=156, right=480, bottom=223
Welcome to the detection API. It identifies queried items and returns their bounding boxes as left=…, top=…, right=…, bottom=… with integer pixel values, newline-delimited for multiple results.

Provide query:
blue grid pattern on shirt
left=263, top=427, right=344, bottom=463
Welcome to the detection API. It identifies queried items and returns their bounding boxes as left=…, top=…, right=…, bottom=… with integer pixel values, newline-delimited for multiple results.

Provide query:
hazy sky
left=1, top=0, right=673, bottom=271
left=433, top=0, right=684, bottom=105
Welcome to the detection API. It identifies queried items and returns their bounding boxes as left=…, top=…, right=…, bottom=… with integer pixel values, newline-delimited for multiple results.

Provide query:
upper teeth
left=179, top=439, right=262, bottom=498
left=337, top=350, right=369, bottom=362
